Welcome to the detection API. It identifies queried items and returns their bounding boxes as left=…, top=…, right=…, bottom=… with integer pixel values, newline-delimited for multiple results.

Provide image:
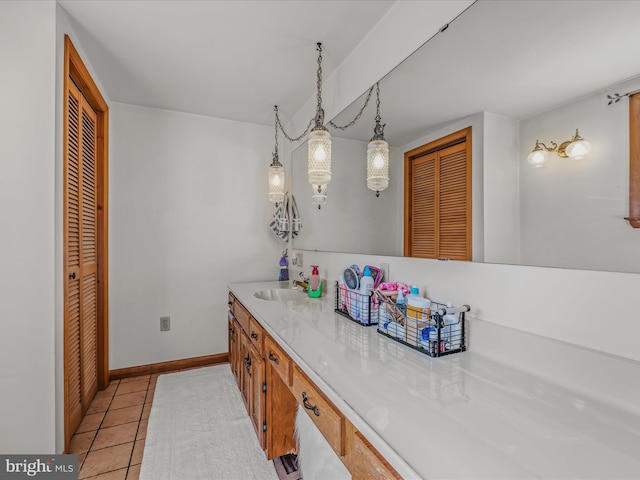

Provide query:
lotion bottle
left=359, top=266, right=375, bottom=321
left=308, top=265, right=322, bottom=298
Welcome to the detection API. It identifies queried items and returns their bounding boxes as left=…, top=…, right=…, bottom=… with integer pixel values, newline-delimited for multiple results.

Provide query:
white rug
left=140, top=365, right=279, bottom=480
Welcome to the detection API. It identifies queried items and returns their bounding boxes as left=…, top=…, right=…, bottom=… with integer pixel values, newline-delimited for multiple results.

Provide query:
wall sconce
left=527, top=129, right=591, bottom=167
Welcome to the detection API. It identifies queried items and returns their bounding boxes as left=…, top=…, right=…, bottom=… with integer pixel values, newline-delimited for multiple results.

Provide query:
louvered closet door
left=438, top=142, right=470, bottom=261
left=410, top=152, right=437, bottom=258
left=65, top=81, right=98, bottom=430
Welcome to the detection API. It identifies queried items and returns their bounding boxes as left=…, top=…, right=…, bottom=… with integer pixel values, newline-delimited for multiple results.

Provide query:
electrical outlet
left=291, top=252, right=303, bottom=267
left=380, top=262, right=389, bottom=282
left=160, top=316, right=170, bottom=332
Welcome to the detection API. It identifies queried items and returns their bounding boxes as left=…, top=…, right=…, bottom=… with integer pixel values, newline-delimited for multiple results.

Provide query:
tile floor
left=69, top=367, right=300, bottom=480
left=69, top=373, right=158, bottom=479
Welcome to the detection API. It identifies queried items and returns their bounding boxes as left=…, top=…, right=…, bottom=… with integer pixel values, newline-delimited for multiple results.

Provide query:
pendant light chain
left=328, top=85, right=374, bottom=130
left=272, top=106, right=282, bottom=166
left=371, top=82, right=385, bottom=140
left=315, top=43, right=325, bottom=128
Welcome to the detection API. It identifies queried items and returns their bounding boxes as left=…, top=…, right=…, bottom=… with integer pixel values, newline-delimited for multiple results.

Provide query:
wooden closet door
left=409, top=152, right=437, bottom=258
left=65, top=81, right=98, bottom=431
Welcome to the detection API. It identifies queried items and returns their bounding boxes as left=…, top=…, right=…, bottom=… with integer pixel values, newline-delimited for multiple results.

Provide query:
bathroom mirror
left=292, top=0, right=640, bottom=273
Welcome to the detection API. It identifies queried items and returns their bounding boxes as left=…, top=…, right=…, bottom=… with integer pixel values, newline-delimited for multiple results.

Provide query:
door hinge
left=262, top=421, right=267, bottom=432
left=262, top=382, right=267, bottom=393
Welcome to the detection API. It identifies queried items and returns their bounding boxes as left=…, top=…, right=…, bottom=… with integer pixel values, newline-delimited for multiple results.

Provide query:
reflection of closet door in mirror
left=405, top=127, right=471, bottom=260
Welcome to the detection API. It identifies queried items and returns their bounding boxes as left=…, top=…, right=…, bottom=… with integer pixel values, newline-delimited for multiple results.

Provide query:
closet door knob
left=69, top=272, right=76, bottom=280
left=251, top=332, right=259, bottom=340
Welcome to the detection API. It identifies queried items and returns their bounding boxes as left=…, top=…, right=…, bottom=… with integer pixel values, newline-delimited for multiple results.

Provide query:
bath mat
left=140, top=365, right=279, bottom=480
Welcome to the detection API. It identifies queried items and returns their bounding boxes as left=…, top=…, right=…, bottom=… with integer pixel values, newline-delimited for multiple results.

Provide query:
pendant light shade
left=311, top=183, right=327, bottom=209
left=367, top=139, right=389, bottom=195
left=366, top=83, right=389, bottom=196
left=268, top=154, right=285, bottom=204
left=308, top=128, right=332, bottom=186
left=268, top=106, right=285, bottom=204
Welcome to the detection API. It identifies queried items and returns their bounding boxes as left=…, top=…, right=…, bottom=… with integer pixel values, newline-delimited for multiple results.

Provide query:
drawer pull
left=301, top=391, right=320, bottom=417
left=228, top=301, right=233, bottom=307
left=268, top=351, right=280, bottom=365
left=251, top=331, right=259, bottom=340
left=244, top=354, right=251, bottom=374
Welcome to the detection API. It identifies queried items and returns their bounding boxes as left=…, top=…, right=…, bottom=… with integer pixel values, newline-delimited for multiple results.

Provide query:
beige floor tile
left=69, top=430, right=96, bottom=454
left=77, top=411, right=105, bottom=433
left=130, top=440, right=144, bottom=465
left=116, top=380, right=149, bottom=396
left=135, top=419, right=148, bottom=441
left=102, top=405, right=143, bottom=428
left=109, top=391, right=146, bottom=410
left=86, top=396, right=112, bottom=414
left=126, top=464, right=140, bottom=480
left=94, top=388, right=116, bottom=402
left=119, top=375, right=150, bottom=384
left=91, top=422, right=139, bottom=451
left=141, top=403, right=151, bottom=420
left=79, top=442, right=133, bottom=479
left=82, top=467, right=127, bottom=480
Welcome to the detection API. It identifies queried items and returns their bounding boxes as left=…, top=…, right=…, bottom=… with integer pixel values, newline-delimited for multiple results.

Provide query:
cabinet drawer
left=292, top=367, right=345, bottom=457
left=350, top=430, right=402, bottom=480
left=233, top=298, right=251, bottom=334
left=248, top=317, right=264, bottom=357
left=264, top=335, right=291, bottom=385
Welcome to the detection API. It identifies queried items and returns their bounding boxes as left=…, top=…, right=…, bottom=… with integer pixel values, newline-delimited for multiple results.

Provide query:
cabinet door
left=240, top=332, right=251, bottom=411
left=228, top=316, right=239, bottom=384
left=249, top=345, right=266, bottom=449
left=265, top=362, right=298, bottom=460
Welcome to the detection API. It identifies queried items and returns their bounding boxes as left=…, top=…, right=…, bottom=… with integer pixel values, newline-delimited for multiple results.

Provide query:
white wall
left=0, top=0, right=56, bottom=454
left=520, top=79, right=640, bottom=272
left=292, top=137, right=401, bottom=255
left=483, top=112, right=520, bottom=264
left=109, top=103, right=281, bottom=369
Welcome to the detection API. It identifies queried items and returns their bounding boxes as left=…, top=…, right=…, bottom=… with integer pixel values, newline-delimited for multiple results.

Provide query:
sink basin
left=254, top=288, right=307, bottom=301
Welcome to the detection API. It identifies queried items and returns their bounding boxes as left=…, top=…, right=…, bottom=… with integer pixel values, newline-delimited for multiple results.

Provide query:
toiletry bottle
left=395, top=288, right=406, bottom=316
left=310, top=265, right=320, bottom=291
left=308, top=265, right=322, bottom=298
left=410, top=284, right=419, bottom=295
left=443, top=302, right=459, bottom=350
left=360, top=266, right=374, bottom=294
left=279, top=253, right=289, bottom=281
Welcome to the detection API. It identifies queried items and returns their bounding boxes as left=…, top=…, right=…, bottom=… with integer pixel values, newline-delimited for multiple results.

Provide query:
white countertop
left=229, top=281, right=640, bottom=479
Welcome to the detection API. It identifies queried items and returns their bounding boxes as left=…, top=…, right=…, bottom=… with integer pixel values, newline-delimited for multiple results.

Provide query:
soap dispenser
left=278, top=251, right=289, bottom=281
left=308, top=265, right=322, bottom=298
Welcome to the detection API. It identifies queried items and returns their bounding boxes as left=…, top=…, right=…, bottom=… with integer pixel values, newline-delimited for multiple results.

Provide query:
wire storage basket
left=376, top=291, right=469, bottom=357
left=335, top=281, right=378, bottom=326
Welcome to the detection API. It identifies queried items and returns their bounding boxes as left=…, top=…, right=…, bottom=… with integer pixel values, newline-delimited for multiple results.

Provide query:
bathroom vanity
left=228, top=281, right=640, bottom=479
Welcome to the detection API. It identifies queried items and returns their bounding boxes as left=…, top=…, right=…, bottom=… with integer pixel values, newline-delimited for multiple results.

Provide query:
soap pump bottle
left=396, top=288, right=406, bottom=316
left=278, top=252, right=289, bottom=281
left=308, top=265, right=322, bottom=298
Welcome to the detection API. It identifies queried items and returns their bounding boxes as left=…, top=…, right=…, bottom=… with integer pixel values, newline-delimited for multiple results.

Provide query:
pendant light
left=307, top=43, right=332, bottom=193
left=367, top=83, right=389, bottom=196
left=268, top=106, right=285, bottom=205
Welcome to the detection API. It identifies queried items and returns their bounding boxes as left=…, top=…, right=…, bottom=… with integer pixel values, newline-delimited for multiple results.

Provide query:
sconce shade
left=527, top=147, right=548, bottom=167
left=311, top=183, right=327, bottom=209
left=268, top=162, right=285, bottom=204
left=308, top=128, right=332, bottom=185
left=565, top=138, right=591, bottom=160
left=367, top=139, right=390, bottom=195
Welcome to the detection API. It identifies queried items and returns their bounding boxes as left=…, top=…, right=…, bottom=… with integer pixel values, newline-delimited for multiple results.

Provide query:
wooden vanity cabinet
left=228, top=292, right=403, bottom=478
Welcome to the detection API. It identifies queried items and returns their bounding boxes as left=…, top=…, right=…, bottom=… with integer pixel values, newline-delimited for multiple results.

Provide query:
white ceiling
left=58, top=0, right=396, bottom=127
left=59, top=0, right=640, bottom=145
left=331, top=0, right=640, bottom=146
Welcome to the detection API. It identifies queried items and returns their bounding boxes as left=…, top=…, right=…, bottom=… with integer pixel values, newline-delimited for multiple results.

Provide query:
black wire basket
left=376, top=291, right=469, bottom=357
